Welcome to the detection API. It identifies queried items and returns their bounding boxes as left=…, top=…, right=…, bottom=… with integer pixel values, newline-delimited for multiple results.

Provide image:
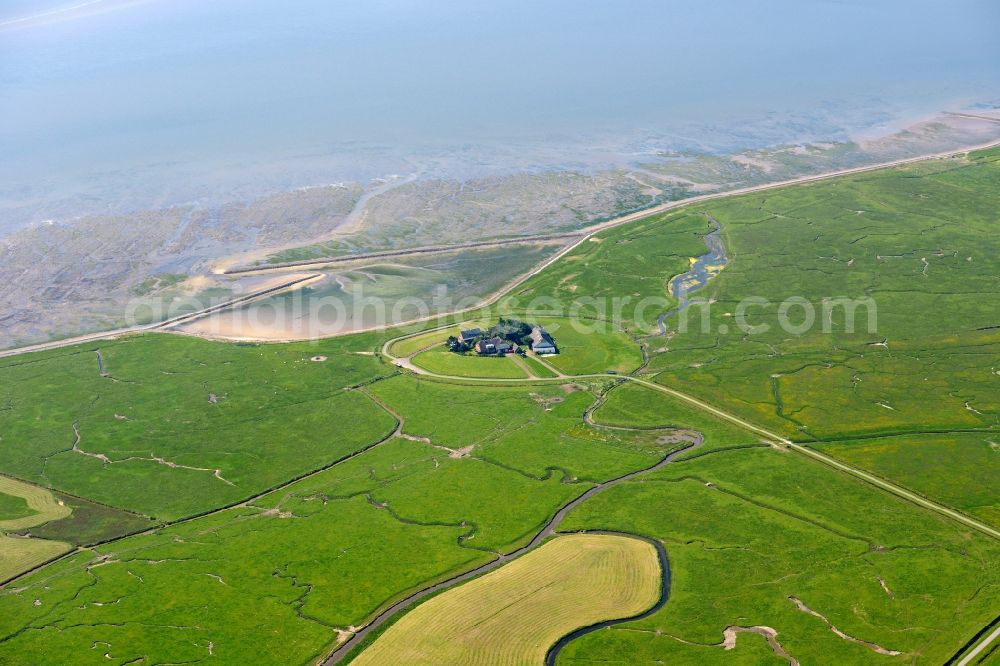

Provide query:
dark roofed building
left=476, top=336, right=514, bottom=355
left=458, top=328, right=482, bottom=344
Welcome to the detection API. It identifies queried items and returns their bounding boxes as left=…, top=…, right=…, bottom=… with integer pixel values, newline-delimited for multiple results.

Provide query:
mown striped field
left=351, top=533, right=660, bottom=665
left=0, top=475, right=73, bottom=582
left=0, top=475, right=71, bottom=531
left=0, top=535, right=70, bottom=583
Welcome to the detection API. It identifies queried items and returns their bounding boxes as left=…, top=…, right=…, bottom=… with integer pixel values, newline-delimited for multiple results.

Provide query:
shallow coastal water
left=1, top=0, right=999, bottom=231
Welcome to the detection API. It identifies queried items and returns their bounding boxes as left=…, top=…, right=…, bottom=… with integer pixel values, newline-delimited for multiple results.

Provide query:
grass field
left=506, top=148, right=1000, bottom=521
left=0, top=476, right=74, bottom=584
left=0, top=534, right=70, bottom=584
left=558, top=444, right=1000, bottom=665
left=0, top=334, right=397, bottom=520
left=0, top=377, right=681, bottom=663
left=530, top=317, right=644, bottom=375
left=2, top=149, right=1000, bottom=665
left=368, top=376, right=670, bottom=483
left=351, top=533, right=661, bottom=666
left=410, top=348, right=528, bottom=378
left=0, top=493, right=32, bottom=522
left=508, top=212, right=711, bottom=335
left=591, top=381, right=757, bottom=455
left=17, top=491, right=155, bottom=546
left=818, top=433, right=1000, bottom=526
left=640, top=149, right=1000, bottom=518
left=521, top=353, right=560, bottom=378
left=646, top=150, right=1000, bottom=441
left=0, top=475, right=71, bottom=531
left=0, top=490, right=489, bottom=664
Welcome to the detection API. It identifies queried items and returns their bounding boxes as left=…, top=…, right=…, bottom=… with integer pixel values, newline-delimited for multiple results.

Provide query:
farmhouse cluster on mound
left=448, top=318, right=557, bottom=356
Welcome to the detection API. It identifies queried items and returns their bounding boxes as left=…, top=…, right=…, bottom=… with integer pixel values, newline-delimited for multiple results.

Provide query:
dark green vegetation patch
left=0, top=493, right=32, bottom=522
left=15, top=491, right=155, bottom=546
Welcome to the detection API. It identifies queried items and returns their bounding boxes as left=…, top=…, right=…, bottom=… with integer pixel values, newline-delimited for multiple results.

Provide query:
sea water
left=1, top=0, right=998, bottom=232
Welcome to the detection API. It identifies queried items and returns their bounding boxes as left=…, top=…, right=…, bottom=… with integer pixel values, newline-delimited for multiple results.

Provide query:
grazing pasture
left=529, top=317, right=644, bottom=376
left=819, top=433, right=1000, bottom=526
left=0, top=334, right=397, bottom=520
left=506, top=147, right=1000, bottom=516
left=0, top=379, right=678, bottom=663
left=410, top=348, right=528, bottom=378
left=0, top=491, right=487, bottom=665
left=508, top=212, right=711, bottom=335
left=558, top=445, right=1000, bottom=665
left=1, top=149, right=999, bottom=665
left=645, top=150, right=1000, bottom=443
left=591, top=381, right=757, bottom=455
left=368, top=376, right=670, bottom=482
left=352, top=533, right=661, bottom=666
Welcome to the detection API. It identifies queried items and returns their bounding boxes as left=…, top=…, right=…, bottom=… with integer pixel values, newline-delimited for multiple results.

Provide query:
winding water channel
left=657, top=218, right=728, bottom=334
left=324, top=431, right=703, bottom=664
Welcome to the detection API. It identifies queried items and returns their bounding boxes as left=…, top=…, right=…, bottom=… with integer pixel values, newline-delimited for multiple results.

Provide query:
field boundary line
left=0, top=379, right=402, bottom=590
left=946, top=615, right=1000, bottom=666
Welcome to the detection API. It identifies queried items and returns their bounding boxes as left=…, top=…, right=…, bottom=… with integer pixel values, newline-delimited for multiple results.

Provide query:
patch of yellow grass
left=389, top=321, right=488, bottom=358
left=0, top=534, right=70, bottom=582
left=0, top=475, right=71, bottom=530
left=388, top=326, right=463, bottom=358
left=353, top=533, right=660, bottom=665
